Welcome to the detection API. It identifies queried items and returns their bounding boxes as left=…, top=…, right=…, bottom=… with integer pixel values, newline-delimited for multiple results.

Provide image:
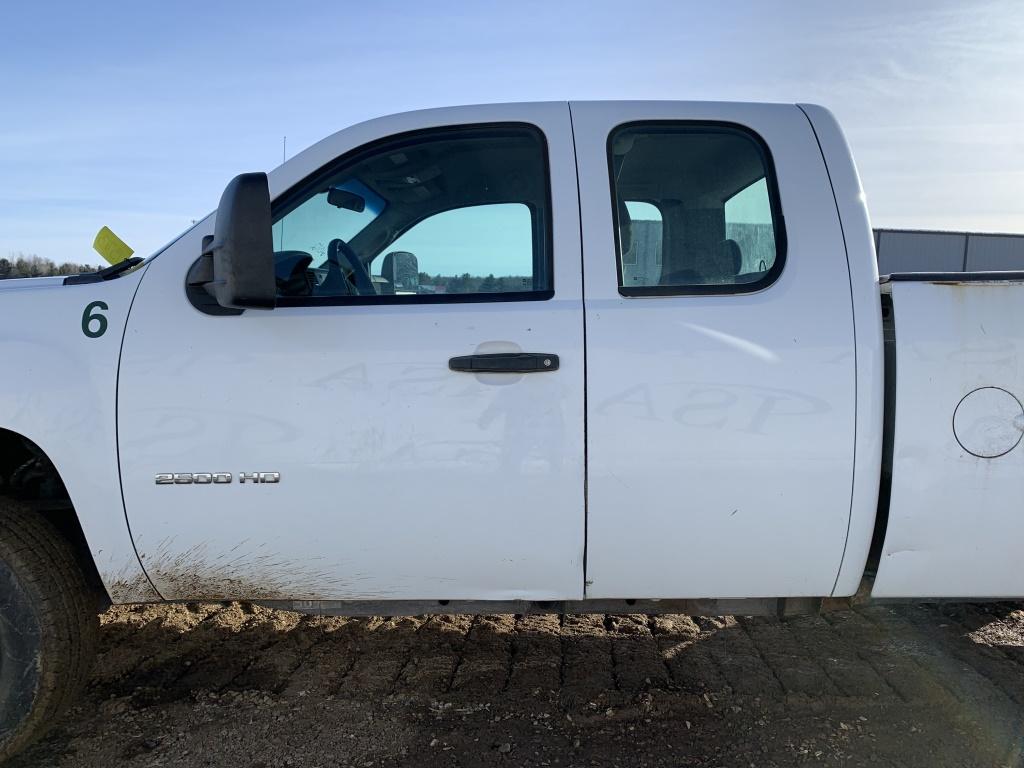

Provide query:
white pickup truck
left=2, top=100, right=1023, bottom=758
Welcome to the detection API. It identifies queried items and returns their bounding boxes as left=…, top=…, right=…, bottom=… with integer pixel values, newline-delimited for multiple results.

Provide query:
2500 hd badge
left=154, top=472, right=281, bottom=485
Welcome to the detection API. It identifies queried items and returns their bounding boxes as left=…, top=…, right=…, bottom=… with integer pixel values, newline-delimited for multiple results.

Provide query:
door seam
left=567, top=101, right=590, bottom=599
left=796, top=105, right=859, bottom=598
left=114, top=262, right=165, bottom=601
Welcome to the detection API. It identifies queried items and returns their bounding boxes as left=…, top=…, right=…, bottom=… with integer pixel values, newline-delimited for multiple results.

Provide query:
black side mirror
left=381, top=251, right=419, bottom=293
left=187, top=172, right=276, bottom=314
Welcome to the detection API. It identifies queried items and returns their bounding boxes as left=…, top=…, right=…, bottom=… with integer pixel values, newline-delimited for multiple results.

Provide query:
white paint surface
left=953, top=387, right=1024, bottom=458
left=797, top=104, right=885, bottom=597
left=572, top=102, right=859, bottom=599
left=873, top=280, right=1024, bottom=598
left=0, top=270, right=158, bottom=601
left=117, top=103, right=587, bottom=601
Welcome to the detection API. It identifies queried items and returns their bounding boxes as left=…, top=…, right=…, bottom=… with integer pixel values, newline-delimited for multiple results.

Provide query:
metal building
left=874, top=229, right=1024, bottom=274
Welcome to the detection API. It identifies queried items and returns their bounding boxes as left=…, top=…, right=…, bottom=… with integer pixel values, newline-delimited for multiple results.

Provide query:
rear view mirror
left=327, top=187, right=366, bottom=212
left=187, top=173, right=276, bottom=313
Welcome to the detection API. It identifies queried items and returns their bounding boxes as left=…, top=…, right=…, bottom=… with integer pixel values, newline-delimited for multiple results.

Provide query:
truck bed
left=872, top=272, right=1024, bottom=598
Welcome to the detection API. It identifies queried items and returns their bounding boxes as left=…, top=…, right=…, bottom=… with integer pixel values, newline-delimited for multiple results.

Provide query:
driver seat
left=319, top=239, right=352, bottom=295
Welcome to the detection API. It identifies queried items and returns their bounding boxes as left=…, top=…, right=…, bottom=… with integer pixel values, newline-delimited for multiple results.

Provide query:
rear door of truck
left=872, top=274, right=1024, bottom=598
left=571, top=101, right=859, bottom=599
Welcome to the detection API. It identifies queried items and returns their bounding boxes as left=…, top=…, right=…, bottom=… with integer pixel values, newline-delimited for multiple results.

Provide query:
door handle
left=449, top=352, right=559, bottom=373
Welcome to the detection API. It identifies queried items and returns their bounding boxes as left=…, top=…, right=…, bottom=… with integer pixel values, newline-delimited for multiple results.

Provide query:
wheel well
left=0, top=428, right=110, bottom=608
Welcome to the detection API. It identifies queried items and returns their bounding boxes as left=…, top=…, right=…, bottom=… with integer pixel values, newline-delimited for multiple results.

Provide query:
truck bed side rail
left=881, top=271, right=1024, bottom=283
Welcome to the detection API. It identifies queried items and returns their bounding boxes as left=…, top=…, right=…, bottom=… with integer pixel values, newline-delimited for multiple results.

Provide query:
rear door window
left=609, top=123, right=785, bottom=296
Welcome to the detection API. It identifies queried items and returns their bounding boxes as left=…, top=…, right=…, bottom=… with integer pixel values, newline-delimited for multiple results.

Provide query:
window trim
left=271, top=122, right=555, bottom=307
left=607, top=120, right=787, bottom=298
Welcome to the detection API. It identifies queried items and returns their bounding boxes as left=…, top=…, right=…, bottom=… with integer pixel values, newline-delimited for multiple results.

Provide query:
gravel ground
left=9, top=601, right=1024, bottom=767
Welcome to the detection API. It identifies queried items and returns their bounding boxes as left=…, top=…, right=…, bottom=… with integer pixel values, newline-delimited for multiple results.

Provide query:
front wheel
left=0, top=502, right=99, bottom=761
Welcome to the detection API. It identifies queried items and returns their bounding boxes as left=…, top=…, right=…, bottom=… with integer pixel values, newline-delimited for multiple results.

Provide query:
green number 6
left=81, top=301, right=109, bottom=338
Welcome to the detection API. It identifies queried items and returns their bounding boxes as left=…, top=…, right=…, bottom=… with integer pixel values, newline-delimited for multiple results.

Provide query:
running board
left=253, top=597, right=824, bottom=618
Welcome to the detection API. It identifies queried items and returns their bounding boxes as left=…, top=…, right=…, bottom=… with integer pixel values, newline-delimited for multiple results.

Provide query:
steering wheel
left=326, top=238, right=374, bottom=295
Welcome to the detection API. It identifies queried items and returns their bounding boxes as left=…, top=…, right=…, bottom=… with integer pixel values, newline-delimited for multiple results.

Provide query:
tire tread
left=0, top=500, right=99, bottom=761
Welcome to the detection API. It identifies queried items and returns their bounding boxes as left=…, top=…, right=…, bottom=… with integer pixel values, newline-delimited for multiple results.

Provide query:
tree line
left=0, top=254, right=99, bottom=279
left=417, top=272, right=531, bottom=293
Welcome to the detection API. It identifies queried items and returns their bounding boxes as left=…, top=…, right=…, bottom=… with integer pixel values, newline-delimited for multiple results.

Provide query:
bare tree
left=1, top=253, right=99, bottom=279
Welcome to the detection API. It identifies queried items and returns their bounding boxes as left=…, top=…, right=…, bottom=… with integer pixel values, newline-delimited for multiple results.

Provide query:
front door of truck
left=117, top=104, right=586, bottom=601
left=572, top=102, right=859, bottom=599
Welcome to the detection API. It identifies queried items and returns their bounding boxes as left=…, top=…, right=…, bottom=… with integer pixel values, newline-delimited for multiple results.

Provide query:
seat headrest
left=722, top=239, right=742, bottom=275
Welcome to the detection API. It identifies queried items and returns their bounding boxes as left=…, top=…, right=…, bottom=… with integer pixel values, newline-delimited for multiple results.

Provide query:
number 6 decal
left=81, top=301, right=108, bottom=338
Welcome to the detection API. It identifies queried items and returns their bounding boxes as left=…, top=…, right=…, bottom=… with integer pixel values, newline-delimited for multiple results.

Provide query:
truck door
left=117, top=103, right=586, bottom=601
left=572, top=102, right=858, bottom=598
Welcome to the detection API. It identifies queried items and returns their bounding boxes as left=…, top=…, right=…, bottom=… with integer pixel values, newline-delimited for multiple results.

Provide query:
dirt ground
left=10, top=601, right=1024, bottom=767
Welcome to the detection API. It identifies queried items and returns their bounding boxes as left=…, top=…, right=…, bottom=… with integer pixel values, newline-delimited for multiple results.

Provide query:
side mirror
left=381, top=251, right=419, bottom=293
left=187, top=172, right=276, bottom=313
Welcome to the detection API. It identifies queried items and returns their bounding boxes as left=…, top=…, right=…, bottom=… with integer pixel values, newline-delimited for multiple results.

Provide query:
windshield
left=272, top=180, right=385, bottom=267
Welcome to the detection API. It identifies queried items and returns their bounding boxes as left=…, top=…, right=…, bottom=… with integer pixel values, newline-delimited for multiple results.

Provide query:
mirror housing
left=187, top=172, right=276, bottom=313
left=381, top=251, right=419, bottom=294
left=327, top=187, right=365, bottom=212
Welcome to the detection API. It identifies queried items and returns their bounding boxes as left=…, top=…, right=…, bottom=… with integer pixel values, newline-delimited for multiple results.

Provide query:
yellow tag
left=92, top=226, right=134, bottom=265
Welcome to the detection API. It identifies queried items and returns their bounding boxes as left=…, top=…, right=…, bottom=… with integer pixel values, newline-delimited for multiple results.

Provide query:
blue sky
left=2, top=0, right=1022, bottom=262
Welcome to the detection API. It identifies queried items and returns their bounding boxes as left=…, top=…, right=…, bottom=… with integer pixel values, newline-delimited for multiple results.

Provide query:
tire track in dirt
left=339, top=616, right=427, bottom=698
left=789, top=613, right=899, bottom=700
left=278, top=615, right=361, bottom=696
left=12, top=601, right=1024, bottom=768
left=605, top=614, right=672, bottom=691
left=654, top=615, right=730, bottom=694
left=559, top=613, right=614, bottom=703
left=504, top=614, right=560, bottom=695
left=742, top=616, right=845, bottom=697
left=449, top=615, right=515, bottom=694
left=394, top=614, right=474, bottom=694
left=825, top=608, right=949, bottom=702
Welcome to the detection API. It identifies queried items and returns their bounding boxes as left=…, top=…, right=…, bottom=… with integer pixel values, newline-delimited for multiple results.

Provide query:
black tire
left=0, top=501, right=99, bottom=762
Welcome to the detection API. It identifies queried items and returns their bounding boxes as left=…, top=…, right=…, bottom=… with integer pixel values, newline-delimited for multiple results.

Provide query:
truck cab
left=113, top=101, right=878, bottom=605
